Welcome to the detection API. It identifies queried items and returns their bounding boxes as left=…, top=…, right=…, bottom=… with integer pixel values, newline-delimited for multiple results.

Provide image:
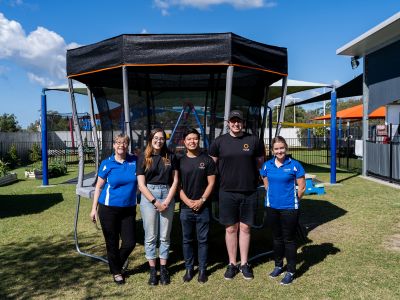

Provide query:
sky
left=0, top=0, right=399, bottom=128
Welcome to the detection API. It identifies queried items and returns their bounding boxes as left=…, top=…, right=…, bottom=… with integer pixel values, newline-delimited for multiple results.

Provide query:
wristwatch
left=200, top=197, right=207, bottom=203
left=150, top=198, right=157, bottom=207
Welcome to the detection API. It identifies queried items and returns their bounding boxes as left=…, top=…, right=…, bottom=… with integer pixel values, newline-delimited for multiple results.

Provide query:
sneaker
left=280, top=272, right=295, bottom=285
left=148, top=267, right=158, bottom=286
left=224, top=263, right=239, bottom=280
left=160, top=265, right=171, bottom=285
left=269, top=266, right=284, bottom=278
left=239, top=263, right=254, bottom=280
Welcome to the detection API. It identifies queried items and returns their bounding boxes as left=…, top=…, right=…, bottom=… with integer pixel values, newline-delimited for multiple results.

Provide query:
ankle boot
left=160, top=265, right=170, bottom=285
left=148, top=267, right=158, bottom=286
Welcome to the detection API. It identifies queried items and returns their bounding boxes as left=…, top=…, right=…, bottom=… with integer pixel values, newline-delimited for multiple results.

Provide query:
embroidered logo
left=293, top=166, right=297, bottom=172
left=164, top=158, right=171, bottom=166
left=102, top=165, right=107, bottom=171
left=199, top=162, right=205, bottom=169
left=243, top=143, right=250, bottom=151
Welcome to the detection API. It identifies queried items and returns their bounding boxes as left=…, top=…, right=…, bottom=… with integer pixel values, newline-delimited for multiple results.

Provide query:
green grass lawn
left=1, top=165, right=399, bottom=299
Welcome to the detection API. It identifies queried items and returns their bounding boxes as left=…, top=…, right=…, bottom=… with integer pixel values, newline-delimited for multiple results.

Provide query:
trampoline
left=66, top=33, right=289, bottom=263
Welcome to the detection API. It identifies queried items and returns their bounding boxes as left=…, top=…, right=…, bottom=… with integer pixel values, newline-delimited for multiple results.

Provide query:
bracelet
left=200, top=197, right=207, bottom=203
left=150, top=198, right=157, bottom=206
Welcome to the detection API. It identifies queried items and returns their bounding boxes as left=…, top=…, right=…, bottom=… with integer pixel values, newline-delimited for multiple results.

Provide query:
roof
left=286, top=74, right=362, bottom=107
left=66, top=33, right=288, bottom=79
left=337, top=12, right=400, bottom=57
left=314, top=104, right=386, bottom=120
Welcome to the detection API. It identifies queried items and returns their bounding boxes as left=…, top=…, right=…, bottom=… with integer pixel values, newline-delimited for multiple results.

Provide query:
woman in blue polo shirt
left=260, top=136, right=305, bottom=285
left=90, top=134, right=138, bottom=285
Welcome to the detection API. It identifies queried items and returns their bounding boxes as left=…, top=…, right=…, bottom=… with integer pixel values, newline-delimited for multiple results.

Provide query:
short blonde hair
left=113, top=133, right=130, bottom=144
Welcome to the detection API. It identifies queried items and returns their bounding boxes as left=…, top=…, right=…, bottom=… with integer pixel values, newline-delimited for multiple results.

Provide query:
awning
left=314, top=104, right=385, bottom=120
left=45, top=78, right=330, bottom=100
left=287, top=74, right=363, bottom=107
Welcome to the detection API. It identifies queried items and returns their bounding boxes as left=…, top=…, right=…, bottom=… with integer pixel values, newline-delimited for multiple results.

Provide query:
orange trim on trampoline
left=67, top=63, right=288, bottom=78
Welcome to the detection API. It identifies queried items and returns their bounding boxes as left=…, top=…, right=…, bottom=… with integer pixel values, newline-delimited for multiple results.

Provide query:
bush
left=48, top=160, right=67, bottom=178
left=4, top=144, right=20, bottom=169
left=0, top=159, right=10, bottom=176
left=29, top=143, right=41, bottom=163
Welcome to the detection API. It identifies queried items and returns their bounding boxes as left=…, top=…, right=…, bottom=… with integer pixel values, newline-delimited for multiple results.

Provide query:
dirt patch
left=383, top=223, right=400, bottom=252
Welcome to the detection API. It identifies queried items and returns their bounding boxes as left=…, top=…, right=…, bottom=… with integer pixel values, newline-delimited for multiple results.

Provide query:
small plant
left=48, top=160, right=67, bottom=178
left=0, top=159, right=10, bottom=177
left=4, top=144, right=20, bottom=169
left=29, top=143, right=41, bottom=164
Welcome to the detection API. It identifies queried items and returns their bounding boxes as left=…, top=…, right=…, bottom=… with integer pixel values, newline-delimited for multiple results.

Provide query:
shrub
left=48, top=160, right=67, bottom=178
left=29, top=143, right=41, bottom=163
left=4, top=144, right=20, bottom=169
left=0, top=160, right=10, bottom=176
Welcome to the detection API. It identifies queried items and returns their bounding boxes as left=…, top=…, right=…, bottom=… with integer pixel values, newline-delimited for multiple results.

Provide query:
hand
left=154, top=200, right=166, bottom=212
left=192, top=199, right=203, bottom=212
left=90, top=209, right=97, bottom=223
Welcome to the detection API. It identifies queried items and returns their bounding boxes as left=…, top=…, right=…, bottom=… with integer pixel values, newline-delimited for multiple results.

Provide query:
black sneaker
left=269, top=266, right=284, bottom=278
left=224, top=263, right=239, bottom=280
left=198, top=269, right=208, bottom=283
left=148, top=267, right=158, bottom=286
left=160, top=265, right=171, bottom=285
left=280, top=272, right=295, bottom=285
left=239, top=263, right=254, bottom=280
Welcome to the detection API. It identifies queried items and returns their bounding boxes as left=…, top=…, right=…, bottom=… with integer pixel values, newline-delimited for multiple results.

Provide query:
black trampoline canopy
left=67, top=33, right=287, bottom=83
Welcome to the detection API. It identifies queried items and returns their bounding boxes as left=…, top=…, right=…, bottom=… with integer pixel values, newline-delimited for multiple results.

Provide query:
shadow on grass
left=300, top=198, right=347, bottom=233
left=0, top=235, right=113, bottom=299
left=0, top=193, right=63, bottom=219
left=296, top=242, right=341, bottom=278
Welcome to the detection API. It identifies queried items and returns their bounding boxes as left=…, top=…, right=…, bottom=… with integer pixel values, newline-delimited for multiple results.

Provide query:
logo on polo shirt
left=164, top=158, right=171, bottom=166
left=283, top=168, right=291, bottom=172
left=243, top=144, right=250, bottom=151
left=199, top=162, right=205, bottom=169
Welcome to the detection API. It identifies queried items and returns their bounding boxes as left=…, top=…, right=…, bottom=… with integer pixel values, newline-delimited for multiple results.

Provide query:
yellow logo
left=243, top=144, right=250, bottom=151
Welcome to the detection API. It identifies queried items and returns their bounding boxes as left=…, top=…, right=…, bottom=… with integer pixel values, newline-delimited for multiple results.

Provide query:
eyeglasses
left=153, top=136, right=165, bottom=142
left=115, top=141, right=128, bottom=146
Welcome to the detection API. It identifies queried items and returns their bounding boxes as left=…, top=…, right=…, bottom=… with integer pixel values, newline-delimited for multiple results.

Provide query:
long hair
left=143, top=128, right=169, bottom=171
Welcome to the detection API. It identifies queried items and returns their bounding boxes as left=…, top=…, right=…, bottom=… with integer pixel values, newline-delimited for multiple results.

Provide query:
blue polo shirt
left=98, top=154, right=138, bottom=207
left=260, top=157, right=305, bottom=209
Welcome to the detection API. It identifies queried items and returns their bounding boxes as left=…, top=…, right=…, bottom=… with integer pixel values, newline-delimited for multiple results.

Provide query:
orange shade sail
left=314, top=104, right=386, bottom=120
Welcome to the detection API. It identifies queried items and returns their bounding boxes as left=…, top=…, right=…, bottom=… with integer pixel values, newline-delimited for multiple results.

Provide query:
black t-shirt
left=136, top=152, right=178, bottom=185
left=209, top=133, right=264, bottom=192
left=179, top=153, right=217, bottom=210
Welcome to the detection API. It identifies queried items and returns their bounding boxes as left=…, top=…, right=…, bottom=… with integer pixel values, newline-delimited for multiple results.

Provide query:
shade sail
left=287, top=74, right=363, bottom=107
left=313, top=104, right=386, bottom=120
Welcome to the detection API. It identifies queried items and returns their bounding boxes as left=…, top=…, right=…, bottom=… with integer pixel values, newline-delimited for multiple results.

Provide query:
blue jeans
left=140, top=184, right=175, bottom=260
left=180, top=207, right=210, bottom=270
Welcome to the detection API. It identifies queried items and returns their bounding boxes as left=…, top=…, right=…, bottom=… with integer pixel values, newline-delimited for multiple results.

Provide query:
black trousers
left=266, top=207, right=299, bottom=273
left=98, top=204, right=136, bottom=275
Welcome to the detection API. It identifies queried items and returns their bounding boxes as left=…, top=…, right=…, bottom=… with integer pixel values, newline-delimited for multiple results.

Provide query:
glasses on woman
left=153, top=136, right=165, bottom=142
left=115, top=141, right=128, bottom=146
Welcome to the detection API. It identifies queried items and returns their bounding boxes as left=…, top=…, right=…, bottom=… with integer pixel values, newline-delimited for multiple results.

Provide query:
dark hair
left=183, top=128, right=200, bottom=139
left=143, top=128, right=169, bottom=171
left=271, top=135, right=288, bottom=150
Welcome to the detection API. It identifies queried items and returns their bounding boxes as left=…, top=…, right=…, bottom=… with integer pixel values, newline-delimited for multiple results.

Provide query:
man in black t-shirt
left=209, top=110, right=265, bottom=281
left=179, top=128, right=216, bottom=284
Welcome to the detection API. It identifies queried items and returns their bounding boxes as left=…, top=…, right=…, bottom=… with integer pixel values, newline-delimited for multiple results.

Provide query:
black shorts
left=218, top=190, right=257, bottom=226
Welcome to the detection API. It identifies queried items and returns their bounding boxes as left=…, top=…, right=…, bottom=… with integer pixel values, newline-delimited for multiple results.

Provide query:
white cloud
left=153, top=0, right=276, bottom=14
left=141, top=28, right=149, bottom=34
left=0, top=13, right=80, bottom=86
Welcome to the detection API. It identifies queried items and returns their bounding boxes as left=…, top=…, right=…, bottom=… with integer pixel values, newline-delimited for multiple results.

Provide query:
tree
left=0, top=113, right=21, bottom=132
left=27, top=120, right=40, bottom=132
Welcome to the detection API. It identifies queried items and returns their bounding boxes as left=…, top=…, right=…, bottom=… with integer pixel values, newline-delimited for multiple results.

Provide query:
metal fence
left=265, top=137, right=362, bottom=172
left=1, top=137, right=362, bottom=173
